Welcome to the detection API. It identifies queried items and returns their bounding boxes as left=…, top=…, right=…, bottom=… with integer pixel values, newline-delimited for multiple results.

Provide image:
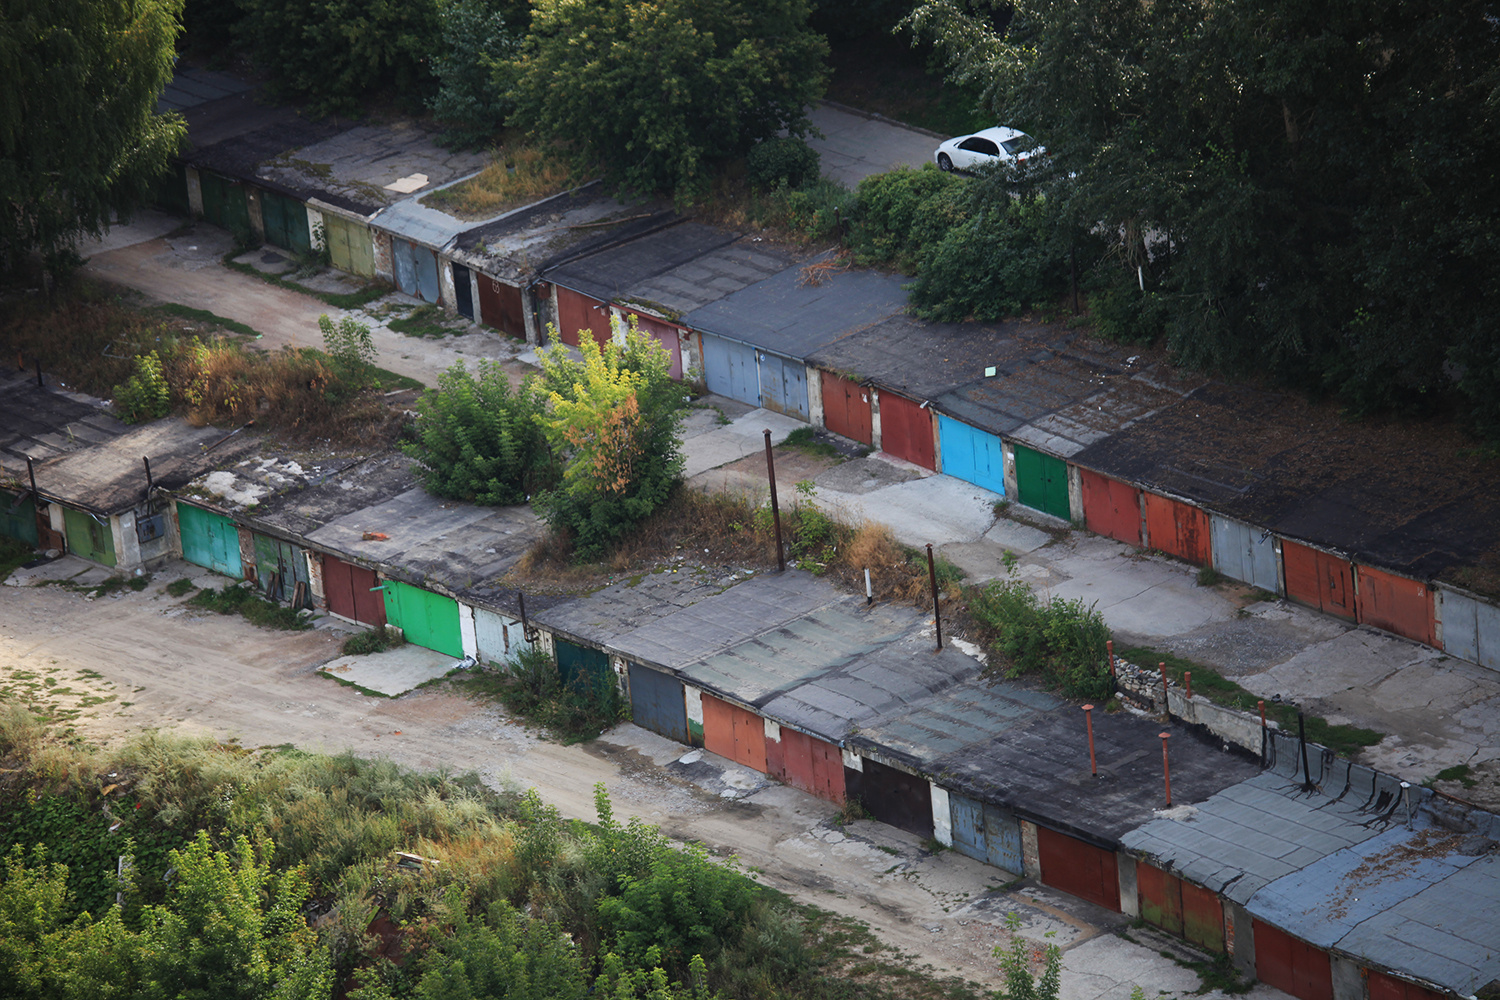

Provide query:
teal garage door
left=177, top=503, right=241, bottom=577
left=383, top=579, right=463, bottom=657
left=252, top=532, right=309, bottom=603
left=1014, top=444, right=1070, bottom=519
left=0, top=491, right=38, bottom=546
left=555, top=638, right=611, bottom=695
left=261, top=190, right=310, bottom=254
left=937, top=415, right=1005, bottom=496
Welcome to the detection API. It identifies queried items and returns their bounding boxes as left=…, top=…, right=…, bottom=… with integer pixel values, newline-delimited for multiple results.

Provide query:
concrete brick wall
left=1113, top=658, right=1273, bottom=756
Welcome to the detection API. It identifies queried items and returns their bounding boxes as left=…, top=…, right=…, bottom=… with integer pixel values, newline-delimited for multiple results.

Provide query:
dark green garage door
left=0, top=491, right=38, bottom=546
left=199, top=171, right=250, bottom=238
left=260, top=190, right=310, bottom=254
left=383, top=580, right=463, bottom=657
left=1014, top=444, right=1070, bottom=520
left=555, top=638, right=611, bottom=695
left=62, top=508, right=115, bottom=567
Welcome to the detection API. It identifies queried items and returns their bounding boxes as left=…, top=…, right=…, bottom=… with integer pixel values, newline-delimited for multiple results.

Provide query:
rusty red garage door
left=1036, top=826, right=1119, bottom=911
left=478, top=275, right=526, bottom=338
left=322, top=553, right=386, bottom=627
left=1282, top=540, right=1356, bottom=620
left=878, top=391, right=935, bottom=470
left=554, top=285, right=606, bottom=347
left=1080, top=468, right=1142, bottom=546
left=1366, top=971, right=1446, bottom=1000
left=1144, top=492, right=1211, bottom=565
left=767, top=727, right=846, bottom=804
left=702, top=694, right=767, bottom=773
left=1355, top=566, right=1435, bottom=645
left=1136, top=862, right=1223, bottom=952
left=1253, top=920, right=1333, bottom=1000
left=821, top=372, right=873, bottom=445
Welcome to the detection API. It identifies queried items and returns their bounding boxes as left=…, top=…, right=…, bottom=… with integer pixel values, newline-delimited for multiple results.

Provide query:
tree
left=510, top=0, right=829, bottom=199
left=906, top=0, right=1500, bottom=436
left=532, top=318, right=687, bottom=559
left=428, top=0, right=524, bottom=149
left=0, top=0, right=186, bottom=281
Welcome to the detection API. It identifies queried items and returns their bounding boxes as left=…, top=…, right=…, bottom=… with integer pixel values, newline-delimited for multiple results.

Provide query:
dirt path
left=0, top=568, right=1282, bottom=1000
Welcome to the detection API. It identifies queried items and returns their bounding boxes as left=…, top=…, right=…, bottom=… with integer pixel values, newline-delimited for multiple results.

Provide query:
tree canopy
left=907, top=0, right=1500, bottom=434
left=0, top=0, right=186, bottom=278
left=511, top=0, right=829, bottom=199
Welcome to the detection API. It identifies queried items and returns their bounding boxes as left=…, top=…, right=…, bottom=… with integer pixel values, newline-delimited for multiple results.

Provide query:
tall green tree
left=510, top=0, right=829, bottom=199
left=0, top=0, right=186, bottom=280
left=907, top=0, right=1500, bottom=434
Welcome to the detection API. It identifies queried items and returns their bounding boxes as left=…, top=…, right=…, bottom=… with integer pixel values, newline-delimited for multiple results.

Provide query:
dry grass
left=422, top=138, right=592, bottom=220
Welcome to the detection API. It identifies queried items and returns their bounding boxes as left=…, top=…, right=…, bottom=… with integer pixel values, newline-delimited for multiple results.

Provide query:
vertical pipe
left=864, top=567, right=872, bottom=605
left=35, top=360, right=42, bottom=387
left=27, top=456, right=37, bottom=498
left=1106, top=639, right=1115, bottom=678
left=1160, top=733, right=1172, bottom=806
left=143, top=457, right=154, bottom=497
left=1083, top=704, right=1097, bottom=777
left=764, top=430, right=784, bottom=573
left=1160, top=661, right=1169, bottom=717
left=517, top=591, right=529, bottom=635
left=1298, top=710, right=1312, bottom=789
left=1184, top=671, right=1192, bottom=701
left=1259, top=700, right=1266, bottom=728
left=927, top=543, right=942, bottom=651
left=1400, top=781, right=1412, bottom=827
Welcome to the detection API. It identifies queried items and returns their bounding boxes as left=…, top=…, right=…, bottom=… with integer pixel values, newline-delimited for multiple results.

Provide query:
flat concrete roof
left=546, top=222, right=741, bottom=309
left=0, top=369, right=127, bottom=477
left=622, top=239, right=793, bottom=318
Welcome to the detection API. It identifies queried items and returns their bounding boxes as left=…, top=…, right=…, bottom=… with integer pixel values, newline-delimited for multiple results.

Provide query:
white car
left=934, top=126, right=1042, bottom=173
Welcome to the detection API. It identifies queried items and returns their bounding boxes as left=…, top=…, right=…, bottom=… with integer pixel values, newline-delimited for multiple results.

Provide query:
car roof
left=968, top=126, right=1029, bottom=143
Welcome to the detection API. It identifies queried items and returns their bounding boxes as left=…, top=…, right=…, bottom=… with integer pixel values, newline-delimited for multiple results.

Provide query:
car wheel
left=937, top=153, right=953, bottom=172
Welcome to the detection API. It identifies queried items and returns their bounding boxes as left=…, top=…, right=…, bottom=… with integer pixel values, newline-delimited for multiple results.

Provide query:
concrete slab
left=5, top=555, right=96, bottom=587
left=319, top=644, right=465, bottom=696
left=811, top=473, right=999, bottom=548
left=1040, top=537, right=1235, bottom=637
left=680, top=408, right=804, bottom=479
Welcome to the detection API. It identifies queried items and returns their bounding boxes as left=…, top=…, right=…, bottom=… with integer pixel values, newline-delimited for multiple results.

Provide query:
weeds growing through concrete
left=187, top=584, right=311, bottom=630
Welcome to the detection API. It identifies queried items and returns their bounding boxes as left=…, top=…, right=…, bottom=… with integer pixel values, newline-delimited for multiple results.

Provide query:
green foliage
left=511, top=0, right=829, bottom=200
left=341, top=628, right=407, bottom=656
left=404, top=359, right=555, bottom=506
left=188, top=584, right=313, bottom=630
left=453, top=647, right=625, bottom=743
left=848, top=165, right=968, bottom=270
left=778, top=180, right=858, bottom=242
left=746, top=138, right=821, bottom=191
left=532, top=319, right=687, bottom=560
left=0, top=0, right=186, bottom=281
left=429, top=0, right=522, bottom=148
left=970, top=575, right=1112, bottom=700
left=166, top=577, right=195, bottom=597
left=994, top=914, right=1061, bottom=1000
left=908, top=195, right=1069, bottom=321
left=113, top=351, right=172, bottom=424
left=236, top=0, right=442, bottom=114
left=318, top=314, right=378, bottom=391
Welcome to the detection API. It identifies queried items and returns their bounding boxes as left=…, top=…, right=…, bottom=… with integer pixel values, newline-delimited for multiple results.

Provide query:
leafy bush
left=318, top=313, right=378, bottom=403
left=428, top=0, right=521, bottom=148
left=779, top=180, right=857, bottom=242
left=403, top=358, right=555, bottom=506
left=969, top=576, right=1113, bottom=700
left=746, top=137, right=821, bottom=190
left=341, top=628, right=406, bottom=656
left=1088, top=281, right=1167, bottom=344
left=453, top=647, right=624, bottom=743
left=113, top=350, right=172, bottom=423
left=847, top=165, right=968, bottom=269
left=908, top=197, right=1069, bottom=321
left=188, top=584, right=312, bottom=630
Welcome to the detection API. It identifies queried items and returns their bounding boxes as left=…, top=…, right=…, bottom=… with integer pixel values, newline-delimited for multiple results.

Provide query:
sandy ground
left=0, top=567, right=1286, bottom=1000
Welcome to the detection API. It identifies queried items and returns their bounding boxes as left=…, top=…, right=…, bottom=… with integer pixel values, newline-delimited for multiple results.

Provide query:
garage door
left=1253, top=919, right=1333, bottom=1000
left=555, top=286, right=605, bottom=347
left=1282, top=540, right=1355, bottom=620
left=758, top=350, right=808, bottom=419
left=474, top=606, right=531, bottom=665
left=1439, top=588, right=1500, bottom=670
left=393, top=240, right=441, bottom=304
left=878, top=391, right=935, bottom=470
left=199, top=171, right=250, bottom=237
left=1036, top=826, right=1119, bottom=910
left=324, top=213, right=374, bottom=278
left=937, top=414, right=1005, bottom=496
left=1014, top=444, right=1070, bottom=520
left=252, top=532, right=309, bottom=604
left=619, top=309, right=683, bottom=380
left=769, top=727, right=846, bottom=804
left=63, top=508, right=115, bottom=567
left=177, top=503, right=239, bottom=577
left=1136, top=862, right=1223, bottom=952
left=701, top=334, right=758, bottom=406
left=1144, top=493, right=1211, bottom=565
left=322, top=553, right=385, bottom=627
left=821, top=371, right=872, bottom=445
left=260, top=190, right=310, bottom=254
left=383, top=579, right=463, bottom=657
left=152, top=162, right=191, bottom=216
left=0, top=491, right=38, bottom=546
left=1367, top=971, right=1447, bottom=1000
left=1355, top=566, right=1435, bottom=645
left=628, top=662, right=688, bottom=744
left=949, top=792, right=1023, bottom=874
left=1080, top=468, right=1141, bottom=546
left=846, top=756, right=933, bottom=838
left=702, top=693, right=767, bottom=773
left=451, top=263, right=474, bottom=319
left=478, top=275, right=526, bottom=338
left=1211, top=514, right=1279, bottom=592
left=555, top=638, right=611, bottom=695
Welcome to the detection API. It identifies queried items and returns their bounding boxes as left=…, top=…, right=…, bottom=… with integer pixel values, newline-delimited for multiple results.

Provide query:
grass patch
left=0, top=537, right=34, bottom=583
left=422, top=138, right=591, bottom=220
left=1195, top=566, right=1225, bottom=587
left=388, top=303, right=457, bottom=339
left=187, top=583, right=312, bottom=631
left=451, top=647, right=625, bottom=744
left=782, top=427, right=843, bottom=460
left=1434, top=763, right=1478, bottom=789
left=1119, top=645, right=1384, bottom=756
left=149, top=302, right=261, bottom=340
left=341, top=627, right=406, bottom=656
left=221, top=253, right=390, bottom=310
left=164, top=577, right=194, bottom=597
left=371, top=365, right=424, bottom=392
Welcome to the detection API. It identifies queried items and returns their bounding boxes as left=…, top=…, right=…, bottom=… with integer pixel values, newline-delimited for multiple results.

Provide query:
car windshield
left=1000, top=134, right=1035, bottom=155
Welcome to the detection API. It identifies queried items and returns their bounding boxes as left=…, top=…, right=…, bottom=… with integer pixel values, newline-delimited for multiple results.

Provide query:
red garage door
left=878, top=391, right=935, bottom=470
left=1254, top=920, right=1332, bottom=1000
left=1282, top=540, right=1356, bottom=620
left=1136, top=862, right=1224, bottom=952
left=1355, top=566, right=1435, bottom=645
left=1144, top=493, right=1211, bottom=565
left=701, top=694, right=767, bottom=773
left=1036, top=826, right=1120, bottom=911
left=618, top=308, right=683, bottom=379
left=821, top=371, right=873, bottom=445
left=767, top=727, right=846, bottom=804
left=1367, top=971, right=1447, bottom=1000
left=322, top=554, right=385, bottom=627
left=477, top=275, right=526, bottom=338
left=1080, top=468, right=1142, bottom=546
left=554, top=285, right=606, bottom=347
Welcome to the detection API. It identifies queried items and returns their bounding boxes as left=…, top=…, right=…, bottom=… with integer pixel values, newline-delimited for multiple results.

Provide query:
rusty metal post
left=1160, top=732, right=1172, bottom=806
left=764, top=430, right=784, bottom=572
left=1083, top=704, right=1097, bottom=777
left=1106, top=639, right=1115, bottom=678
left=927, top=543, right=942, bottom=651
left=517, top=591, right=529, bottom=634
left=1298, top=710, right=1313, bottom=790
left=1184, top=671, right=1192, bottom=701
left=1159, top=661, right=1169, bottom=718
left=1259, top=700, right=1266, bottom=728
left=35, top=360, right=42, bottom=387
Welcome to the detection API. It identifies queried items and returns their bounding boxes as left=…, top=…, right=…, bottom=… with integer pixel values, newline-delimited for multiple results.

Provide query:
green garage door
left=62, top=508, right=115, bottom=567
left=177, top=503, right=242, bottom=577
left=0, top=491, right=38, bottom=546
left=199, top=171, right=251, bottom=238
left=252, top=532, right=310, bottom=603
left=383, top=579, right=463, bottom=657
left=324, top=212, right=375, bottom=278
left=261, top=190, right=310, bottom=254
left=1014, top=444, right=1071, bottom=520
left=555, top=638, right=611, bottom=695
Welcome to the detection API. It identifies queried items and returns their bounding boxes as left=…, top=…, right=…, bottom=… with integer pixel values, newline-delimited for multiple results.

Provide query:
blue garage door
left=628, top=662, right=688, bottom=744
left=938, top=415, right=1006, bottom=496
left=393, top=240, right=441, bottom=304
left=177, top=503, right=241, bottom=578
left=1210, top=515, right=1279, bottom=593
left=758, top=350, right=808, bottom=419
left=949, top=792, right=1023, bottom=875
left=702, top=334, right=758, bottom=406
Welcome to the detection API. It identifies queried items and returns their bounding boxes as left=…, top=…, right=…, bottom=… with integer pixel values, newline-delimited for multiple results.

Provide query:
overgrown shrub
left=1088, top=281, right=1167, bottom=344
left=908, top=197, right=1069, bottom=321
left=969, top=575, right=1113, bottom=700
left=453, top=647, right=624, bottom=743
left=746, top=137, right=821, bottom=190
left=847, top=164, right=968, bottom=269
left=318, top=313, right=378, bottom=402
left=187, top=583, right=311, bottom=630
left=113, top=350, right=172, bottom=423
left=779, top=180, right=858, bottom=242
left=428, top=0, right=521, bottom=149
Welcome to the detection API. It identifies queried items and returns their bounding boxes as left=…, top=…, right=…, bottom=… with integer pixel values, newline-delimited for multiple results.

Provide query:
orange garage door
left=701, top=694, right=767, bottom=773
left=1355, top=566, right=1435, bottom=645
left=1037, top=826, right=1119, bottom=911
left=1081, top=468, right=1142, bottom=546
left=1144, top=492, right=1211, bottom=565
left=1282, top=540, right=1356, bottom=620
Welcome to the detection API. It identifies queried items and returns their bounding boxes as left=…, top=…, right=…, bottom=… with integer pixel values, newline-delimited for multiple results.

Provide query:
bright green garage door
left=383, top=579, right=463, bottom=657
left=1013, top=444, right=1071, bottom=520
left=62, top=508, right=115, bottom=566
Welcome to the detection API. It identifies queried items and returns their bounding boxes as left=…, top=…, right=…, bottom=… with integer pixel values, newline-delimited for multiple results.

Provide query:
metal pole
left=143, top=457, right=153, bottom=497
left=35, top=360, right=42, bottom=387
left=1159, top=661, right=1169, bottom=718
left=1298, top=710, right=1313, bottom=789
left=864, top=568, right=872, bottom=605
left=1259, top=700, right=1266, bottom=728
left=927, top=543, right=942, bottom=651
left=517, top=591, right=529, bottom=634
left=27, top=456, right=37, bottom=498
left=1106, top=639, right=1115, bottom=678
left=1160, top=733, right=1172, bottom=806
left=1184, top=671, right=1192, bottom=701
left=764, top=430, right=784, bottom=573
left=1083, top=704, right=1097, bottom=777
